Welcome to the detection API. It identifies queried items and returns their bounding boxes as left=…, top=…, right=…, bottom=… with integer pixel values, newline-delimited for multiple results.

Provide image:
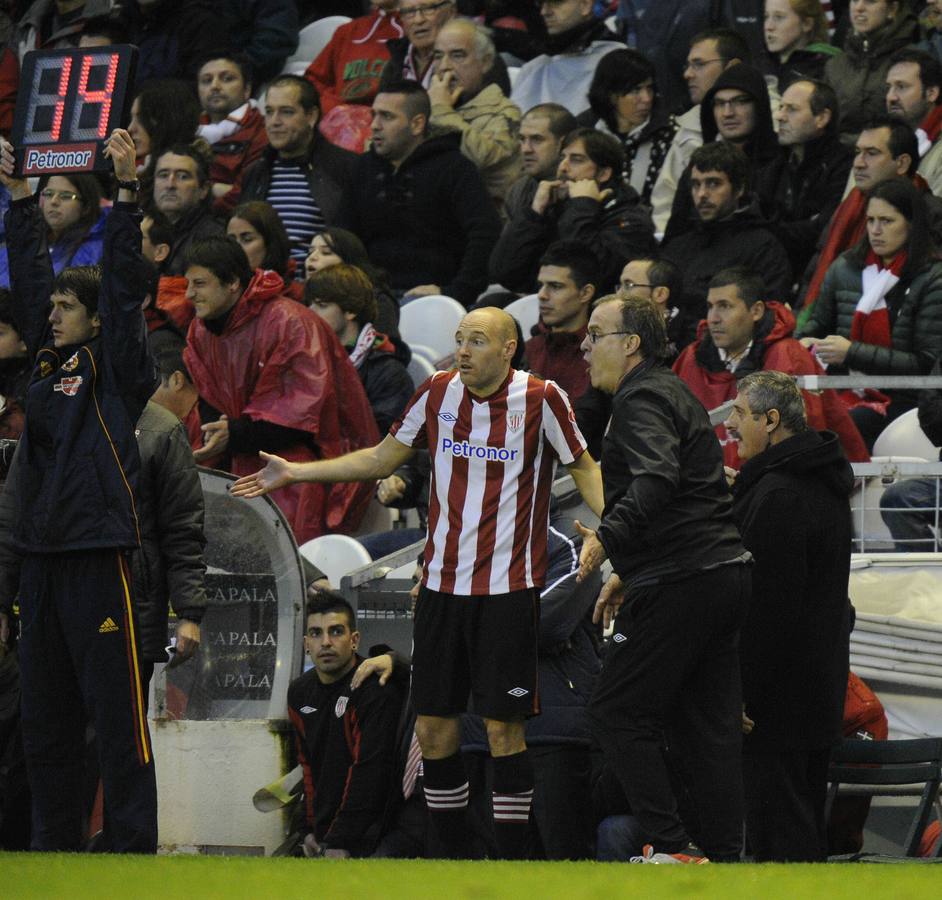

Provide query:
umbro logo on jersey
left=335, top=696, right=349, bottom=717
left=299, top=706, right=317, bottom=714
left=507, top=687, right=529, bottom=698
left=54, top=375, right=83, bottom=396
left=438, top=412, right=457, bottom=422
left=612, top=633, right=627, bottom=643
left=98, top=617, right=119, bottom=633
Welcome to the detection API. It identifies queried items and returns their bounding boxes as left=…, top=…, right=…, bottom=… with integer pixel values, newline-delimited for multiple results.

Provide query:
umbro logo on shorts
left=612, top=633, right=627, bottom=643
left=98, top=617, right=119, bottom=634
left=507, top=687, right=529, bottom=697
left=438, top=412, right=457, bottom=422
left=299, top=706, right=316, bottom=714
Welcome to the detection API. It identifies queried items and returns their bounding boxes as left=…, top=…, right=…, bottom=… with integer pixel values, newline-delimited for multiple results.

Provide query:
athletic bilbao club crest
left=335, top=696, right=349, bottom=718
left=54, top=376, right=83, bottom=396
left=507, top=411, right=524, bottom=431
left=62, top=353, right=80, bottom=372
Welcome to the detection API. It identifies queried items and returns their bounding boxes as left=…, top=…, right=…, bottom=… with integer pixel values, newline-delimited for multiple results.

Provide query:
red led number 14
left=29, top=52, right=118, bottom=142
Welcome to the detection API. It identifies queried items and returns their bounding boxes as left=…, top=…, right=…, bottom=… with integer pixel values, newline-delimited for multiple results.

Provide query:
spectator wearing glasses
left=650, top=28, right=752, bottom=235
left=381, top=0, right=457, bottom=90
left=0, top=174, right=107, bottom=289
left=663, top=62, right=786, bottom=245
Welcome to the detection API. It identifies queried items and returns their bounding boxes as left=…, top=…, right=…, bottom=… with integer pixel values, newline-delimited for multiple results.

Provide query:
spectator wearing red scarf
left=798, top=177, right=942, bottom=449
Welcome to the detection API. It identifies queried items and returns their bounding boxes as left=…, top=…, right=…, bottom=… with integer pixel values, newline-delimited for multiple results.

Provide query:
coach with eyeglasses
left=576, top=295, right=750, bottom=864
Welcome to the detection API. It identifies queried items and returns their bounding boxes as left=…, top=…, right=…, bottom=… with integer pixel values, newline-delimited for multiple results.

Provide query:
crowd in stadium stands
left=1, top=0, right=942, bottom=863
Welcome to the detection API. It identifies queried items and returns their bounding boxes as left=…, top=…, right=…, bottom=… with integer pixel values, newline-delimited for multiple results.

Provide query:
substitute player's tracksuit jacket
left=5, top=195, right=159, bottom=852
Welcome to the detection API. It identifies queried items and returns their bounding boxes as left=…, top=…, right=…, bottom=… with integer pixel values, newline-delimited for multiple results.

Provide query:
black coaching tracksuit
left=5, top=197, right=159, bottom=852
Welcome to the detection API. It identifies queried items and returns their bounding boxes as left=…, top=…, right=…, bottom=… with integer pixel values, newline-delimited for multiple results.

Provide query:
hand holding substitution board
left=10, top=45, right=138, bottom=176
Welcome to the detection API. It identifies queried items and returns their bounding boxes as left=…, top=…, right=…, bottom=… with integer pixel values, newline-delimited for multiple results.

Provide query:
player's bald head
left=460, top=306, right=517, bottom=344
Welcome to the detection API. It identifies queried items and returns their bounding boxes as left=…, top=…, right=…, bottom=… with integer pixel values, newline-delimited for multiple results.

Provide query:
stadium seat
left=826, top=736, right=942, bottom=859
left=504, top=293, right=540, bottom=337
left=399, top=294, right=466, bottom=364
left=407, top=350, right=436, bottom=387
left=298, top=534, right=371, bottom=587
left=850, top=455, right=930, bottom=551
left=280, top=16, right=351, bottom=75
left=354, top=497, right=399, bottom=536
left=873, top=408, right=940, bottom=461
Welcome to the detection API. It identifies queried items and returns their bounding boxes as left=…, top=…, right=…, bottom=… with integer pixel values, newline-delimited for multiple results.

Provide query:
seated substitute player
left=233, top=306, right=604, bottom=860
left=288, top=591, right=403, bottom=858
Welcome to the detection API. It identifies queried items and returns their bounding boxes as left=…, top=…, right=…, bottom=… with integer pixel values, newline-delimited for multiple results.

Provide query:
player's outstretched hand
left=230, top=451, right=295, bottom=498
left=0, top=139, right=31, bottom=200
left=592, top=572, right=625, bottom=629
left=103, top=128, right=137, bottom=183
left=575, top=519, right=607, bottom=582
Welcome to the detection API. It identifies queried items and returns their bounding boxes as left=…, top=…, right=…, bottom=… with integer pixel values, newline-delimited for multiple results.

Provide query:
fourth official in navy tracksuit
left=0, top=132, right=159, bottom=852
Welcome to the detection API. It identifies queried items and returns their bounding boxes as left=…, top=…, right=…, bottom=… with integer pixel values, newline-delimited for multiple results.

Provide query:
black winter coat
left=240, top=132, right=358, bottom=230
left=338, top=131, right=501, bottom=307
left=130, top=401, right=206, bottom=661
left=163, top=205, right=226, bottom=277
left=661, top=195, right=793, bottom=318
left=596, top=358, right=744, bottom=588
left=766, top=134, right=853, bottom=278
left=732, top=430, right=853, bottom=751
left=488, top=181, right=656, bottom=294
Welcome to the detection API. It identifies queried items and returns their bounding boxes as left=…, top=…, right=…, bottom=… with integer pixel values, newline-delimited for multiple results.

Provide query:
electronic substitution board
left=10, top=44, right=138, bottom=177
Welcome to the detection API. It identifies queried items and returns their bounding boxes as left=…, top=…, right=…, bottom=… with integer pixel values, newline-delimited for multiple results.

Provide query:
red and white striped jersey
left=390, top=369, right=586, bottom=595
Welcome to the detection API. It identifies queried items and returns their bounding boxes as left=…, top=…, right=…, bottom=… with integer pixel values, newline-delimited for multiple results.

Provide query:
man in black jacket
left=338, top=81, right=501, bottom=307
left=576, top=295, right=750, bottom=863
left=153, top=143, right=226, bottom=277
left=0, top=130, right=159, bottom=852
left=241, top=76, right=357, bottom=277
left=489, top=127, right=655, bottom=295
left=662, top=141, right=792, bottom=318
left=769, top=79, right=853, bottom=278
left=725, top=370, right=852, bottom=861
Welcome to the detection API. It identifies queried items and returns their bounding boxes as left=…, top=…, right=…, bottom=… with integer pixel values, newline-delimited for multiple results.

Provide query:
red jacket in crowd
left=184, top=270, right=379, bottom=542
left=673, top=302, right=869, bottom=468
left=305, top=7, right=403, bottom=114
left=201, top=105, right=270, bottom=215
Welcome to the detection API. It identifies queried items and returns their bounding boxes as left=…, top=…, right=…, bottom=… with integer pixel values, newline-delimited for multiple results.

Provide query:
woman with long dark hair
left=799, top=177, right=942, bottom=447
left=227, top=201, right=304, bottom=302
left=578, top=49, right=677, bottom=206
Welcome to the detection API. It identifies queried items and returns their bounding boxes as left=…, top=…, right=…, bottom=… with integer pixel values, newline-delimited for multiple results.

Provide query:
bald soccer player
left=233, top=307, right=602, bottom=860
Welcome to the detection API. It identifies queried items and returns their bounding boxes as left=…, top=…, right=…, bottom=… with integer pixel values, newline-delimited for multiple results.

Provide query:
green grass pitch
left=4, top=855, right=941, bottom=899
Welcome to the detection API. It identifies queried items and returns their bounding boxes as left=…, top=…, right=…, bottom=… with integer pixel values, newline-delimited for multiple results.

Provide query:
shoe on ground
left=630, top=843, right=710, bottom=864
